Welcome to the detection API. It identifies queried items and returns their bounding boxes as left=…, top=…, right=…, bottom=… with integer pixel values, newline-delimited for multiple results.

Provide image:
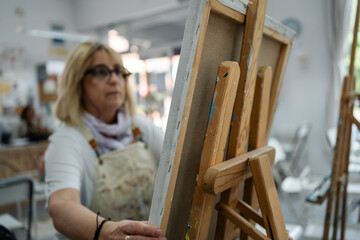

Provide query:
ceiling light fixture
left=108, top=29, right=129, bottom=53
left=16, top=26, right=95, bottom=42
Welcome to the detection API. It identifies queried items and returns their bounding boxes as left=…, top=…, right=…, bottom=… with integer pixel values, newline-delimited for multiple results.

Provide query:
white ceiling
left=73, top=0, right=190, bottom=58
left=0, top=0, right=189, bottom=62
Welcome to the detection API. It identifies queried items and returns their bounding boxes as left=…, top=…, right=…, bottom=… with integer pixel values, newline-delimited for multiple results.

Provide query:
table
left=0, top=142, right=48, bottom=179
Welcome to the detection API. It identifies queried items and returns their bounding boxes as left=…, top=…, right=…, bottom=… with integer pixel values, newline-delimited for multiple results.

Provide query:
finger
left=140, top=221, right=160, bottom=229
left=125, top=235, right=166, bottom=240
left=121, top=221, right=162, bottom=237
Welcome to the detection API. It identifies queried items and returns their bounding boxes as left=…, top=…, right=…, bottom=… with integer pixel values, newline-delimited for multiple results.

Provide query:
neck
left=85, top=103, right=117, bottom=124
left=99, top=109, right=118, bottom=124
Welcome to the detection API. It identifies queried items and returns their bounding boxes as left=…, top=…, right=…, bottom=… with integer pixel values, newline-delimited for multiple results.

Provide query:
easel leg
left=332, top=180, right=342, bottom=240
left=323, top=76, right=351, bottom=240
left=216, top=0, right=268, bottom=238
left=249, top=154, right=289, bottom=240
left=240, top=66, right=272, bottom=240
left=340, top=75, right=355, bottom=240
left=186, top=61, right=240, bottom=240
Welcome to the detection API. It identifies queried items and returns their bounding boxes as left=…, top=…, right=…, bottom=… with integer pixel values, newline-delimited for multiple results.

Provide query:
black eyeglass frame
left=83, top=64, right=131, bottom=82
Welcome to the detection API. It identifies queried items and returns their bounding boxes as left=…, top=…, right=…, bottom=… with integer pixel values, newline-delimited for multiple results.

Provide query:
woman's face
left=82, top=49, right=126, bottom=117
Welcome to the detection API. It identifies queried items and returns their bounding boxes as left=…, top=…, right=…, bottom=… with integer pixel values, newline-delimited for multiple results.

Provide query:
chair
left=0, top=175, right=34, bottom=240
left=326, top=127, right=337, bottom=151
left=275, top=122, right=312, bottom=180
left=279, top=123, right=312, bottom=196
left=271, top=123, right=313, bottom=235
left=268, top=137, right=286, bottom=187
left=270, top=122, right=312, bottom=187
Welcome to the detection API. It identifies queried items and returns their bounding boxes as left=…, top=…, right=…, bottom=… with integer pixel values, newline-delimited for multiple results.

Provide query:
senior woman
left=45, top=41, right=165, bottom=240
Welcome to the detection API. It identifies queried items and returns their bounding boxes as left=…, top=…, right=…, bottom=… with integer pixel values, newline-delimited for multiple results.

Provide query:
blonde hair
left=55, top=41, right=136, bottom=126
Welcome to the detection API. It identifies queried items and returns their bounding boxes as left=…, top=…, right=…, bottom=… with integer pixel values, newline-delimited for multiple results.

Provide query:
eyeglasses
left=83, top=64, right=131, bottom=83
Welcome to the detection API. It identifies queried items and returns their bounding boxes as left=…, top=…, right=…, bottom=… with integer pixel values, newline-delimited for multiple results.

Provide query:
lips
left=106, top=91, right=121, bottom=96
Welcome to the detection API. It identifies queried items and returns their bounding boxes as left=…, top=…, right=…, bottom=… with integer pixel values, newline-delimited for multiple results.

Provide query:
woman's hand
left=101, top=220, right=166, bottom=240
left=48, top=189, right=165, bottom=240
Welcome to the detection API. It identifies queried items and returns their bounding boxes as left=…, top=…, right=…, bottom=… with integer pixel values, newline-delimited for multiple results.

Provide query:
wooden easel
left=189, top=0, right=290, bottom=239
left=185, top=58, right=290, bottom=239
left=215, top=0, right=270, bottom=238
left=184, top=0, right=290, bottom=238
left=322, top=1, right=360, bottom=239
left=306, top=1, right=360, bottom=239
left=322, top=72, right=355, bottom=240
left=148, top=0, right=294, bottom=238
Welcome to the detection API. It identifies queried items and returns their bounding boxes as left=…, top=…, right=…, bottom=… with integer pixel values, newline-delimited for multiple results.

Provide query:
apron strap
left=76, top=123, right=102, bottom=158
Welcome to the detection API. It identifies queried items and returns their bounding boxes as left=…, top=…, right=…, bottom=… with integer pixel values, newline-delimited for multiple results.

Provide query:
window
left=344, top=0, right=360, bottom=91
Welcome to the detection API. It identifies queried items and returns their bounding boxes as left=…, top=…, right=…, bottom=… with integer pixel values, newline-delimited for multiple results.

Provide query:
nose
left=107, top=71, right=124, bottom=84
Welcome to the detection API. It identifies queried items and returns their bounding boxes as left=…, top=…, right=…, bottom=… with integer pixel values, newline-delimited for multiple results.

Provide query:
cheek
left=122, top=85, right=127, bottom=97
left=83, top=83, right=104, bottom=101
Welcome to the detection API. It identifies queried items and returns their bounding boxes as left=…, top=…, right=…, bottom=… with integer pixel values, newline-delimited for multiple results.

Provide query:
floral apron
left=77, top=124, right=157, bottom=221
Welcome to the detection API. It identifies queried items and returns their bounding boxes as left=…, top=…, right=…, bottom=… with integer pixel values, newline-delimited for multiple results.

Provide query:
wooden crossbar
left=237, top=200, right=265, bottom=227
left=203, top=146, right=275, bottom=195
left=210, top=148, right=289, bottom=240
left=216, top=202, right=271, bottom=240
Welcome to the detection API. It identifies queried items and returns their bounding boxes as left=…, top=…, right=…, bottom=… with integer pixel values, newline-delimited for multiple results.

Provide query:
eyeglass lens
left=92, top=65, right=123, bottom=82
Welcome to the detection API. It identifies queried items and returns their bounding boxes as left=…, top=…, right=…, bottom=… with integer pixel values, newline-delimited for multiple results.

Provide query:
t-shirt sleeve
left=44, top=128, right=84, bottom=201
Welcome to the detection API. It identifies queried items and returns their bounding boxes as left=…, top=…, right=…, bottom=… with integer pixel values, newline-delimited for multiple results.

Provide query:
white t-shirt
left=44, top=114, right=164, bottom=208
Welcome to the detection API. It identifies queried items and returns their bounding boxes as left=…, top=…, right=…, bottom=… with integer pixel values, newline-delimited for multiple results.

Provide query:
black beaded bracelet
left=93, top=212, right=111, bottom=240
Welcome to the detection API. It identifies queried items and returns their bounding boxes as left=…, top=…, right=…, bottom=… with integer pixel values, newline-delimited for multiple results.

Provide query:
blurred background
left=0, top=0, right=359, bottom=239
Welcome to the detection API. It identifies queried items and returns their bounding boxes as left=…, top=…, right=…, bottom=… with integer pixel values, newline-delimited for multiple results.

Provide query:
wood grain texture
left=266, top=43, right=291, bottom=139
left=203, top=146, right=275, bottom=195
left=207, top=146, right=289, bottom=240
left=249, top=66, right=272, bottom=149
left=324, top=2, right=360, bottom=237
left=237, top=200, right=264, bottom=227
left=210, top=0, right=245, bottom=23
left=165, top=9, right=245, bottom=239
left=158, top=2, right=211, bottom=233
left=241, top=66, right=272, bottom=239
left=341, top=76, right=356, bottom=240
left=263, top=27, right=291, bottom=45
left=333, top=75, right=354, bottom=240
left=148, top=0, right=210, bottom=229
left=216, top=202, right=271, bottom=240
left=349, top=0, right=360, bottom=78
left=227, top=0, right=268, bottom=158
left=187, top=61, right=240, bottom=240
left=149, top=0, right=292, bottom=237
left=323, top=76, right=350, bottom=240
left=217, top=0, right=268, bottom=238
left=249, top=154, right=289, bottom=240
